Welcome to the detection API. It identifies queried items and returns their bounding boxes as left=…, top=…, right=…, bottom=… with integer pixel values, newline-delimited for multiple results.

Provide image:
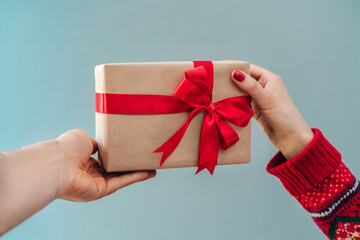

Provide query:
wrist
left=7, top=140, right=69, bottom=199
left=277, top=128, right=314, bottom=159
left=33, top=140, right=70, bottom=199
left=0, top=141, right=68, bottom=234
left=45, top=140, right=70, bottom=198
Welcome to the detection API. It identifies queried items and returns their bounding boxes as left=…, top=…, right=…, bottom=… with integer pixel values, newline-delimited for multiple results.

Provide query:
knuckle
left=71, top=129, right=91, bottom=144
left=69, top=129, right=88, bottom=138
left=258, top=77, right=267, bottom=88
left=272, top=73, right=282, bottom=81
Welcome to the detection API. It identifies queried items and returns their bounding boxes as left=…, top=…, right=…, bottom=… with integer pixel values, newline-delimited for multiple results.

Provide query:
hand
left=56, top=129, right=156, bottom=201
left=0, top=130, right=156, bottom=235
left=231, top=64, right=314, bottom=159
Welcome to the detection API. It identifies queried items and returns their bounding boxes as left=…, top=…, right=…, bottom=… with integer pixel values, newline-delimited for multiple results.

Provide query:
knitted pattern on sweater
left=267, top=128, right=360, bottom=240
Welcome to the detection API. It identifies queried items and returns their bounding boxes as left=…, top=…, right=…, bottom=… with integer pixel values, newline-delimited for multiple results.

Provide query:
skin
left=0, top=64, right=313, bottom=236
left=0, top=130, right=156, bottom=235
left=231, top=64, right=314, bottom=159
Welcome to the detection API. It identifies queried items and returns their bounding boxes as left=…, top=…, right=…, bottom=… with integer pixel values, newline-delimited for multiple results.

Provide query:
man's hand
left=0, top=129, right=156, bottom=235
left=56, top=129, right=156, bottom=201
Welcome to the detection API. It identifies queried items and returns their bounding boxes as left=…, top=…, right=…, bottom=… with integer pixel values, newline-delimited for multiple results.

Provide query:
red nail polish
left=233, top=70, right=245, bottom=82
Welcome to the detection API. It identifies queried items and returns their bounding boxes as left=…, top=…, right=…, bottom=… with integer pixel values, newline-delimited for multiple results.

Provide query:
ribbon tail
left=154, top=108, right=202, bottom=166
left=153, top=122, right=190, bottom=166
left=195, top=113, right=219, bottom=175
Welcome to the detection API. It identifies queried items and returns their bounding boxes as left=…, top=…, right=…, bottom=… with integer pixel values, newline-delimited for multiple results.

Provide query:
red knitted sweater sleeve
left=267, top=128, right=360, bottom=240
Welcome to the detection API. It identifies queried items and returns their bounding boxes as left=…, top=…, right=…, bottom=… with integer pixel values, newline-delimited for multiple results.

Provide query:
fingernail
left=233, top=70, right=245, bottom=82
left=145, top=170, right=156, bottom=180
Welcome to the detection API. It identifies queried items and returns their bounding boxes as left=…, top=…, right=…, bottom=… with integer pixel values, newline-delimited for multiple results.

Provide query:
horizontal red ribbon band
left=95, top=93, right=192, bottom=114
left=95, top=61, right=254, bottom=174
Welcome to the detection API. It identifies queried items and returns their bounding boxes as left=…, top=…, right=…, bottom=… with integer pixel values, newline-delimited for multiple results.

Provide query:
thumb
left=57, top=129, right=98, bottom=157
left=231, top=70, right=270, bottom=106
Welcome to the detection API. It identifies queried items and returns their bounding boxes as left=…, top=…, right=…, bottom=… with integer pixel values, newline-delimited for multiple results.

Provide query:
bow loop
left=173, top=66, right=212, bottom=108
left=159, top=62, right=253, bottom=174
left=214, top=96, right=253, bottom=127
left=185, top=66, right=213, bottom=97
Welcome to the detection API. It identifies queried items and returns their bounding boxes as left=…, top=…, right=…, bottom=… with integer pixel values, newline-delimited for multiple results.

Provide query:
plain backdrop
left=1, top=0, right=359, bottom=239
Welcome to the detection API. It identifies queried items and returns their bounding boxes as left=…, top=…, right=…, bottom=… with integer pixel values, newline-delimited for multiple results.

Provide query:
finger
left=231, top=70, right=271, bottom=106
left=85, top=157, right=106, bottom=176
left=92, top=158, right=107, bottom=176
left=89, top=137, right=98, bottom=154
left=84, top=157, right=98, bottom=171
left=249, top=64, right=273, bottom=80
left=104, top=170, right=156, bottom=196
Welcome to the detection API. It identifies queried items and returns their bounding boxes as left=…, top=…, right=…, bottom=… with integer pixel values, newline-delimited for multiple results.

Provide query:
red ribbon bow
left=95, top=61, right=254, bottom=174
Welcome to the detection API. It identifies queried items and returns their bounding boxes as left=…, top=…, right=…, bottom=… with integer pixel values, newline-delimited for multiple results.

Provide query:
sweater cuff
left=266, top=128, right=342, bottom=196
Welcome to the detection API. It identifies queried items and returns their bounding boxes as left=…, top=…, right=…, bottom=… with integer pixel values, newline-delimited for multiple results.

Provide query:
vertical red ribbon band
left=95, top=61, right=254, bottom=174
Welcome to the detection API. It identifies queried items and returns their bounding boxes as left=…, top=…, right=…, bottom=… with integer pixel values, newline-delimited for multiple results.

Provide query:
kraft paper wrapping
left=95, top=61, right=251, bottom=172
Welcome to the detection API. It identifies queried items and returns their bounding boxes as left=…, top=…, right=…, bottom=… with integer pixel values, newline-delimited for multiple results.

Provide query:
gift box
left=95, top=61, right=253, bottom=174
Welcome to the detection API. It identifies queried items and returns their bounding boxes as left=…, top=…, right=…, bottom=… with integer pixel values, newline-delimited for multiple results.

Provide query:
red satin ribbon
left=95, top=61, right=254, bottom=174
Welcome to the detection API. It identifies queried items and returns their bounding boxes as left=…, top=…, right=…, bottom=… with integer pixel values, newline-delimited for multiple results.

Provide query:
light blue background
left=1, top=0, right=359, bottom=239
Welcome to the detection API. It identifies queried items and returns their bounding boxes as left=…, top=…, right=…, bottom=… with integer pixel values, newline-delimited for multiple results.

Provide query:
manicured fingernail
left=233, top=70, right=245, bottom=82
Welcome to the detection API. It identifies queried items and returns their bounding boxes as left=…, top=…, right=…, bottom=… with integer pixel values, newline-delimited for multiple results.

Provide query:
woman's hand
left=56, top=129, right=156, bottom=201
left=231, top=64, right=314, bottom=159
